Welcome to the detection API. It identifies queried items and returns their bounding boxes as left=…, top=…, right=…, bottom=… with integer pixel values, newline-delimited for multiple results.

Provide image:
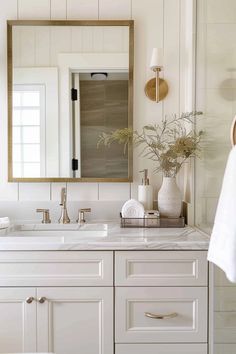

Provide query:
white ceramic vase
left=158, top=177, right=182, bottom=218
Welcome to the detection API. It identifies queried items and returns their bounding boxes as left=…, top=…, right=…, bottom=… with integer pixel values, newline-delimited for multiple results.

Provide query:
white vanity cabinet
left=115, top=250, right=209, bottom=354
left=0, top=251, right=114, bottom=354
left=0, top=249, right=209, bottom=354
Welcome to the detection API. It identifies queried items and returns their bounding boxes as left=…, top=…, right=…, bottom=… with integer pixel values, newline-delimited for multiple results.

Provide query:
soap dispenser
left=138, top=169, right=153, bottom=210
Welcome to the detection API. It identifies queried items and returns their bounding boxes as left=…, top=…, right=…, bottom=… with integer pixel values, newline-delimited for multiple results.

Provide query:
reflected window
left=12, top=85, right=45, bottom=178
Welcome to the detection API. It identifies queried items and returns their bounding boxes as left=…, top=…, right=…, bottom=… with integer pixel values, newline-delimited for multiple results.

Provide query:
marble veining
left=0, top=222, right=210, bottom=251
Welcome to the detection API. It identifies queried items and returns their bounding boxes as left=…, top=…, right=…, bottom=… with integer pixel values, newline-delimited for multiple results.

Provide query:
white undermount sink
left=3, top=223, right=108, bottom=238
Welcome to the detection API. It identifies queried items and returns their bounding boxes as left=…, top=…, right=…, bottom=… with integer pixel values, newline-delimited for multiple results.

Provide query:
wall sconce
left=145, top=48, right=168, bottom=103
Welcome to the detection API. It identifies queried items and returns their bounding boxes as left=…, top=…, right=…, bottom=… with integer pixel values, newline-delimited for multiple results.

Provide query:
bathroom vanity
left=0, top=225, right=209, bottom=354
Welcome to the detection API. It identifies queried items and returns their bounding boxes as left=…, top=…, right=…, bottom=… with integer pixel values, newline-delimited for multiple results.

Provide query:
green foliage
left=97, top=111, right=203, bottom=176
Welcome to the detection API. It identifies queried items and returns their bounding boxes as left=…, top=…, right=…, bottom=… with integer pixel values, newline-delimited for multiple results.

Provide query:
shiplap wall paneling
left=99, top=0, right=132, bottom=20
left=51, top=0, right=67, bottom=19
left=1, top=0, right=193, bottom=204
left=18, top=0, right=51, bottom=19
left=67, top=0, right=99, bottom=20
left=131, top=0, right=164, bottom=199
left=163, top=0, right=180, bottom=116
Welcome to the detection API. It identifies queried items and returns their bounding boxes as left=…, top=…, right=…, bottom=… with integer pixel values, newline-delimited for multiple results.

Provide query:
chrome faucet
left=58, top=188, right=70, bottom=224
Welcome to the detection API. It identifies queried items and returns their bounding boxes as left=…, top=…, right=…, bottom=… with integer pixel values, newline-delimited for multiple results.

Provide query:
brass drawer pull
left=38, top=297, right=47, bottom=304
left=145, top=312, right=178, bottom=319
left=26, top=297, right=34, bottom=304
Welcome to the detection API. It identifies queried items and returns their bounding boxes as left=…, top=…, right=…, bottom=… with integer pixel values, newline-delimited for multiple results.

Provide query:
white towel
left=0, top=217, right=10, bottom=229
left=208, top=146, right=236, bottom=282
left=121, top=199, right=145, bottom=218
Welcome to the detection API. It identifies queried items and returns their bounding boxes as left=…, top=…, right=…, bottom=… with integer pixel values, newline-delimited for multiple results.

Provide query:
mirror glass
left=9, top=22, right=133, bottom=181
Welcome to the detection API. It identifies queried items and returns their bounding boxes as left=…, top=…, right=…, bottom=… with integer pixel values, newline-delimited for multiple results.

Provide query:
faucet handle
left=36, top=209, right=51, bottom=224
left=77, top=208, right=91, bottom=224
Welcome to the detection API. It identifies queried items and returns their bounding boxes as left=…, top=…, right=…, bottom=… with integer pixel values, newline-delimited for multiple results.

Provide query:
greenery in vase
left=97, top=111, right=203, bottom=177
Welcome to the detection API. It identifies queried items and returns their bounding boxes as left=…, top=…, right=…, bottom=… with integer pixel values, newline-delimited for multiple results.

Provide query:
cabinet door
left=0, top=288, right=36, bottom=353
left=37, top=287, right=113, bottom=354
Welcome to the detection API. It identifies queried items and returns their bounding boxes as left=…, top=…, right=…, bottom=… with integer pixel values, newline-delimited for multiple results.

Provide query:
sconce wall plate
left=145, top=77, right=168, bottom=102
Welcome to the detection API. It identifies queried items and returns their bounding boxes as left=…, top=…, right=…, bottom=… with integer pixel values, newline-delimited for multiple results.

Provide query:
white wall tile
left=67, top=0, right=98, bottom=19
left=215, top=312, right=236, bottom=343
left=99, top=183, right=130, bottom=201
left=205, top=89, right=235, bottom=120
left=215, top=287, right=236, bottom=312
left=51, top=0, right=67, bottom=19
left=99, top=0, right=131, bottom=19
left=206, top=24, right=236, bottom=89
left=18, top=0, right=50, bottom=19
left=67, top=183, right=99, bottom=201
left=214, top=266, right=236, bottom=287
left=207, top=0, right=236, bottom=24
left=19, top=183, right=50, bottom=201
left=0, top=184, right=18, bottom=201
left=215, top=344, right=236, bottom=354
left=51, top=183, right=66, bottom=201
left=206, top=197, right=218, bottom=224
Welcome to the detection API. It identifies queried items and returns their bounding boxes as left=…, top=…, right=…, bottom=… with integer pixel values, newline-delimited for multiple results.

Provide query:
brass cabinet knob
left=26, top=297, right=34, bottom=304
left=38, top=297, right=47, bottom=304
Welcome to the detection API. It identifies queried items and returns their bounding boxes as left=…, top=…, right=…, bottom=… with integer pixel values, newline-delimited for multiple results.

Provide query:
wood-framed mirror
left=7, top=20, right=134, bottom=182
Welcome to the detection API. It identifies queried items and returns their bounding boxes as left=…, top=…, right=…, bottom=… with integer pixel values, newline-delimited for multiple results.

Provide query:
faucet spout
left=58, top=188, right=70, bottom=224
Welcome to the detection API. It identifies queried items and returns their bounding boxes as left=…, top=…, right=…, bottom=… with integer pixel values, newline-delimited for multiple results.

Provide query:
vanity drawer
left=115, top=287, right=208, bottom=343
left=115, top=344, right=208, bottom=354
left=0, top=251, right=113, bottom=286
left=115, top=251, right=208, bottom=286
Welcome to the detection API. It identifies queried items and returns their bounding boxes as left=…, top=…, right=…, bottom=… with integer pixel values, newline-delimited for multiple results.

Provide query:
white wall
left=0, top=0, right=193, bottom=217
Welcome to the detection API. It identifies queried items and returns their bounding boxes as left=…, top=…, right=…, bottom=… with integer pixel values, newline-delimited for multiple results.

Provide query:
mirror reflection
left=9, top=22, right=133, bottom=181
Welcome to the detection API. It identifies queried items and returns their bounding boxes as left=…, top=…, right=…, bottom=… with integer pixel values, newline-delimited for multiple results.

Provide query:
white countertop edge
left=0, top=224, right=210, bottom=251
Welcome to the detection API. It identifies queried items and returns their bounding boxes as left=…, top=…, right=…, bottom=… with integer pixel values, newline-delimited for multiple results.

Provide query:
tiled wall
left=0, top=0, right=193, bottom=219
left=196, top=1, right=236, bottom=354
left=195, top=0, right=233, bottom=230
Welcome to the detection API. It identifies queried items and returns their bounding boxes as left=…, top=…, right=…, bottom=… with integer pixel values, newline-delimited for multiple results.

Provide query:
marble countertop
left=0, top=222, right=210, bottom=251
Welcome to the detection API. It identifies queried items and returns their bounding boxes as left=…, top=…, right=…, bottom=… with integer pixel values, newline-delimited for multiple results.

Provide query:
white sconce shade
left=150, top=47, right=163, bottom=70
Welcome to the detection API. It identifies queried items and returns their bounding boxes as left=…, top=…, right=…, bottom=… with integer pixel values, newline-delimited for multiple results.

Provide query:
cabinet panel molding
left=37, top=287, right=113, bottom=354
left=0, top=287, right=37, bottom=353
left=0, top=251, right=113, bottom=286
left=115, top=286, right=208, bottom=343
left=115, top=251, right=208, bottom=286
left=116, top=344, right=208, bottom=354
